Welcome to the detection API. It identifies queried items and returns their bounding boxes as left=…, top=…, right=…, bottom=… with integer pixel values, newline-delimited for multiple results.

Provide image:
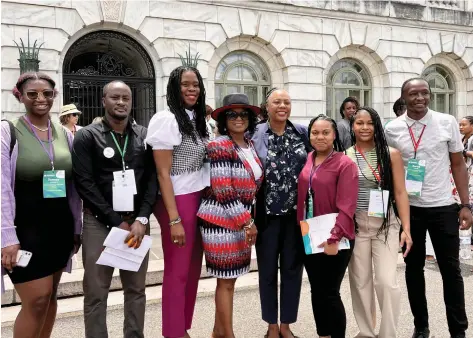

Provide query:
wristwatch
left=460, top=204, right=472, bottom=211
left=135, top=217, right=149, bottom=225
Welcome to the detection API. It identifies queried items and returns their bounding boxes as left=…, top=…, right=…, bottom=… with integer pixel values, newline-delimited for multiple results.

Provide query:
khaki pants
left=82, top=213, right=150, bottom=338
left=348, top=210, right=401, bottom=338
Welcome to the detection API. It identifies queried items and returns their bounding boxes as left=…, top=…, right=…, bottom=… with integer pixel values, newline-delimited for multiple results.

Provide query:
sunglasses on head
left=25, top=90, right=55, bottom=100
left=226, top=110, right=249, bottom=120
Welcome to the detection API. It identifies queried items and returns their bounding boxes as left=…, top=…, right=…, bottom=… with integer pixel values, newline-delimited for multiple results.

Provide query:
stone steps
left=1, top=252, right=258, bottom=306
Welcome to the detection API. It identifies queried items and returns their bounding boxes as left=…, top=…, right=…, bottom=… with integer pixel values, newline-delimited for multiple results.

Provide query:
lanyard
left=110, top=132, right=129, bottom=171
left=308, top=149, right=334, bottom=193
left=355, top=146, right=381, bottom=185
left=23, top=116, right=54, bottom=170
left=407, top=123, right=426, bottom=158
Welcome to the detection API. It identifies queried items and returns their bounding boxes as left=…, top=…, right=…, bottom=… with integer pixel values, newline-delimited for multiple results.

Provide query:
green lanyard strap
left=110, top=132, right=129, bottom=171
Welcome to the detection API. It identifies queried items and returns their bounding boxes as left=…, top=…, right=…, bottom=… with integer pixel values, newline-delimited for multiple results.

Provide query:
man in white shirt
left=385, top=78, right=472, bottom=338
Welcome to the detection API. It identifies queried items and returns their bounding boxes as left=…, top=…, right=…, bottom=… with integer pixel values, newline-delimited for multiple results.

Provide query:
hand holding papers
left=300, top=213, right=350, bottom=255
left=96, top=227, right=152, bottom=272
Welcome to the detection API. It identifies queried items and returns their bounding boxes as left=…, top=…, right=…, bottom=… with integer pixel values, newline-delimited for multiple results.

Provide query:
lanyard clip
left=51, top=161, right=54, bottom=171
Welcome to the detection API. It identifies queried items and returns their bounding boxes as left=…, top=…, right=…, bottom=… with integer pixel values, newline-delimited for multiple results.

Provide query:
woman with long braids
left=297, top=114, right=358, bottom=338
left=146, top=66, right=209, bottom=338
left=346, top=107, right=412, bottom=338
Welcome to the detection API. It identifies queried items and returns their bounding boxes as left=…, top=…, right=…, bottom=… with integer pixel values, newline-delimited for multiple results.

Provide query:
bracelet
left=243, top=219, right=255, bottom=229
left=169, top=216, right=182, bottom=226
left=460, top=204, right=472, bottom=211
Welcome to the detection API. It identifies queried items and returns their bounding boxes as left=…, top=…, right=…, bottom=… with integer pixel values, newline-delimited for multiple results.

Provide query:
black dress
left=6, top=121, right=74, bottom=284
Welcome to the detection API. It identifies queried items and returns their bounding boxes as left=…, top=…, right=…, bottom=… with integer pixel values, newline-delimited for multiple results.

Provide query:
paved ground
left=2, top=261, right=472, bottom=338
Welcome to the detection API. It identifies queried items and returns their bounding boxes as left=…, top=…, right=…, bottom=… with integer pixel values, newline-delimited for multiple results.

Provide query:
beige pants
left=348, top=210, right=401, bottom=338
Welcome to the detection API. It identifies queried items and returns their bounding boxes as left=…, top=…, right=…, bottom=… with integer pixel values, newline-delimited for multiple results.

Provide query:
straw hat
left=60, top=104, right=82, bottom=117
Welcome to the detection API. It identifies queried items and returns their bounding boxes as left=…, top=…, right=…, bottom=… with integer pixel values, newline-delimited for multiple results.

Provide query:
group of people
left=0, top=68, right=472, bottom=338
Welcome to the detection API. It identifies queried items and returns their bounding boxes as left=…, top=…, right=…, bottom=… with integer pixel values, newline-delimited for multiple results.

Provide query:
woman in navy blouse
left=251, top=88, right=310, bottom=338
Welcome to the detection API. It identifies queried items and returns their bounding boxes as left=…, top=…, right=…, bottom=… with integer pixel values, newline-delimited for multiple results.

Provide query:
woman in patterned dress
left=197, top=94, right=263, bottom=338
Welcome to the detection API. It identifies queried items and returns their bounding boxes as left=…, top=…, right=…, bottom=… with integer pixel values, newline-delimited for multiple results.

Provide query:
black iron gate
left=62, top=31, right=156, bottom=126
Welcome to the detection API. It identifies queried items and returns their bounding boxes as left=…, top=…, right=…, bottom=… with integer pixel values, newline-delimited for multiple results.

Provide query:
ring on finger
left=173, top=239, right=178, bottom=244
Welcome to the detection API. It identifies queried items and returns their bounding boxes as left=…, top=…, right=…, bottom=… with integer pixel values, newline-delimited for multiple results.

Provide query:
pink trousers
left=155, top=191, right=203, bottom=338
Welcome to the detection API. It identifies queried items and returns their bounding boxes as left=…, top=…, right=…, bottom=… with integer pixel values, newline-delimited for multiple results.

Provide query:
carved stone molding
left=101, top=0, right=124, bottom=22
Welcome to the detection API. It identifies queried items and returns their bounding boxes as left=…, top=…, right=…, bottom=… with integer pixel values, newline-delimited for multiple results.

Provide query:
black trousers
left=304, top=241, right=354, bottom=338
left=403, top=204, right=468, bottom=336
left=255, top=213, right=304, bottom=324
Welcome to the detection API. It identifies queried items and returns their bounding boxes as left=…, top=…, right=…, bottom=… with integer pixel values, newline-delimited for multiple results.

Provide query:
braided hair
left=308, top=114, right=345, bottom=153
left=12, top=72, right=58, bottom=101
left=351, top=107, right=394, bottom=241
left=166, top=66, right=208, bottom=141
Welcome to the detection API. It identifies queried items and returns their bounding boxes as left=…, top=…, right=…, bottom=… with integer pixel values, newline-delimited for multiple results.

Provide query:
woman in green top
left=346, top=107, right=412, bottom=338
left=1, top=72, right=82, bottom=338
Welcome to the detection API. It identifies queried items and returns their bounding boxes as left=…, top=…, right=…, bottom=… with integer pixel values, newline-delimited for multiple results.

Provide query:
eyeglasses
left=71, top=113, right=78, bottom=117
left=25, top=90, right=55, bottom=100
left=226, top=110, right=249, bottom=120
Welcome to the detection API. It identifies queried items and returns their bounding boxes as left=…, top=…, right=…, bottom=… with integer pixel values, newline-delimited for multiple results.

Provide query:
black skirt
left=6, top=179, right=74, bottom=284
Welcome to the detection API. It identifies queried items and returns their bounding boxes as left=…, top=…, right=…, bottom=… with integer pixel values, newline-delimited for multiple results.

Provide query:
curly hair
left=166, top=66, right=208, bottom=141
left=59, top=115, right=70, bottom=125
left=308, top=114, right=345, bottom=152
left=350, top=107, right=395, bottom=242
left=339, top=97, right=360, bottom=119
left=216, top=109, right=258, bottom=136
left=12, top=72, right=58, bottom=102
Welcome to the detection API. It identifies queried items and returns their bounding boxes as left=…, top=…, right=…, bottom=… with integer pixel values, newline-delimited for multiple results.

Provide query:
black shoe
left=412, top=328, right=430, bottom=338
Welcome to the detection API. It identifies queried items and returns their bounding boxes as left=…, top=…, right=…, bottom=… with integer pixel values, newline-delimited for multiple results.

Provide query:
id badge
left=112, top=181, right=134, bottom=212
left=113, top=169, right=137, bottom=195
left=203, top=158, right=211, bottom=187
left=405, top=158, right=426, bottom=196
left=368, top=189, right=389, bottom=218
left=43, top=170, right=66, bottom=198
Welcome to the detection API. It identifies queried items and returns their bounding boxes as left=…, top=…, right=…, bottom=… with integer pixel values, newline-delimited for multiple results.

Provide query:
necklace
left=31, top=124, right=49, bottom=132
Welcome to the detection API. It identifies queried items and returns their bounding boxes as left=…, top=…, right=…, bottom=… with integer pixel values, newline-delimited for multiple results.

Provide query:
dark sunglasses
left=71, top=113, right=79, bottom=117
left=226, top=110, right=249, bottom=120
left=25, top=90, right=55, bottom=100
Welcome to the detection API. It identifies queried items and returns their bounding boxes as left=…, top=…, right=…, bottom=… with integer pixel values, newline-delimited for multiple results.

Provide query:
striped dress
left=197, top=136, right=263, bottom=279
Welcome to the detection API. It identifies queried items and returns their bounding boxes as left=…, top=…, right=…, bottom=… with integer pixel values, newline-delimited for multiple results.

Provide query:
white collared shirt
left=145, top=109, right=209, bottom=196
left=385, top=109, right=463, bottom=207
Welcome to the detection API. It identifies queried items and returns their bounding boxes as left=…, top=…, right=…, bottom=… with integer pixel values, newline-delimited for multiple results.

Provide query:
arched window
left=215, top=51, right=271, bottom=107
left=326, top=59, right=371, bottom=119
left=422, top=65, right=455, bottom=114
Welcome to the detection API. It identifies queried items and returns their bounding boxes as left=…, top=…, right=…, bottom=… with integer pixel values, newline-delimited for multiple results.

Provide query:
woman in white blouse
left=146, top=66, right=209, bottom=338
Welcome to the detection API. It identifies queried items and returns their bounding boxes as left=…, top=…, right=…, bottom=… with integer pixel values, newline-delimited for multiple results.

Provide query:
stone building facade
left=1, top=0, right=472, bottom=125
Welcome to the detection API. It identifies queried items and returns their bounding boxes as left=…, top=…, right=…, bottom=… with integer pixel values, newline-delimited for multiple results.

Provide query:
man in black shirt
left=72, top=80, right=157, bottom=338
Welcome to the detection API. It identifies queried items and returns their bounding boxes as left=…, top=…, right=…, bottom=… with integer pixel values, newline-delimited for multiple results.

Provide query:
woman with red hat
left=198, top=93, right=263, bottom=338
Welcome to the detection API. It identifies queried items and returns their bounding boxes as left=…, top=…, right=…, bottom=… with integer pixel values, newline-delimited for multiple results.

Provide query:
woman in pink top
left=296, top=114, right=358, bottom=338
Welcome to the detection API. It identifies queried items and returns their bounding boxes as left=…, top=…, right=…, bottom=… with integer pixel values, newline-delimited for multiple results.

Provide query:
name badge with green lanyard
left=110, top=132, right=136, bottom=212
left=405, top=123, right=426, bottom=196
left=355, top=146, right=389, bottom=218
left=24, top=117, right=66, bottom=198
